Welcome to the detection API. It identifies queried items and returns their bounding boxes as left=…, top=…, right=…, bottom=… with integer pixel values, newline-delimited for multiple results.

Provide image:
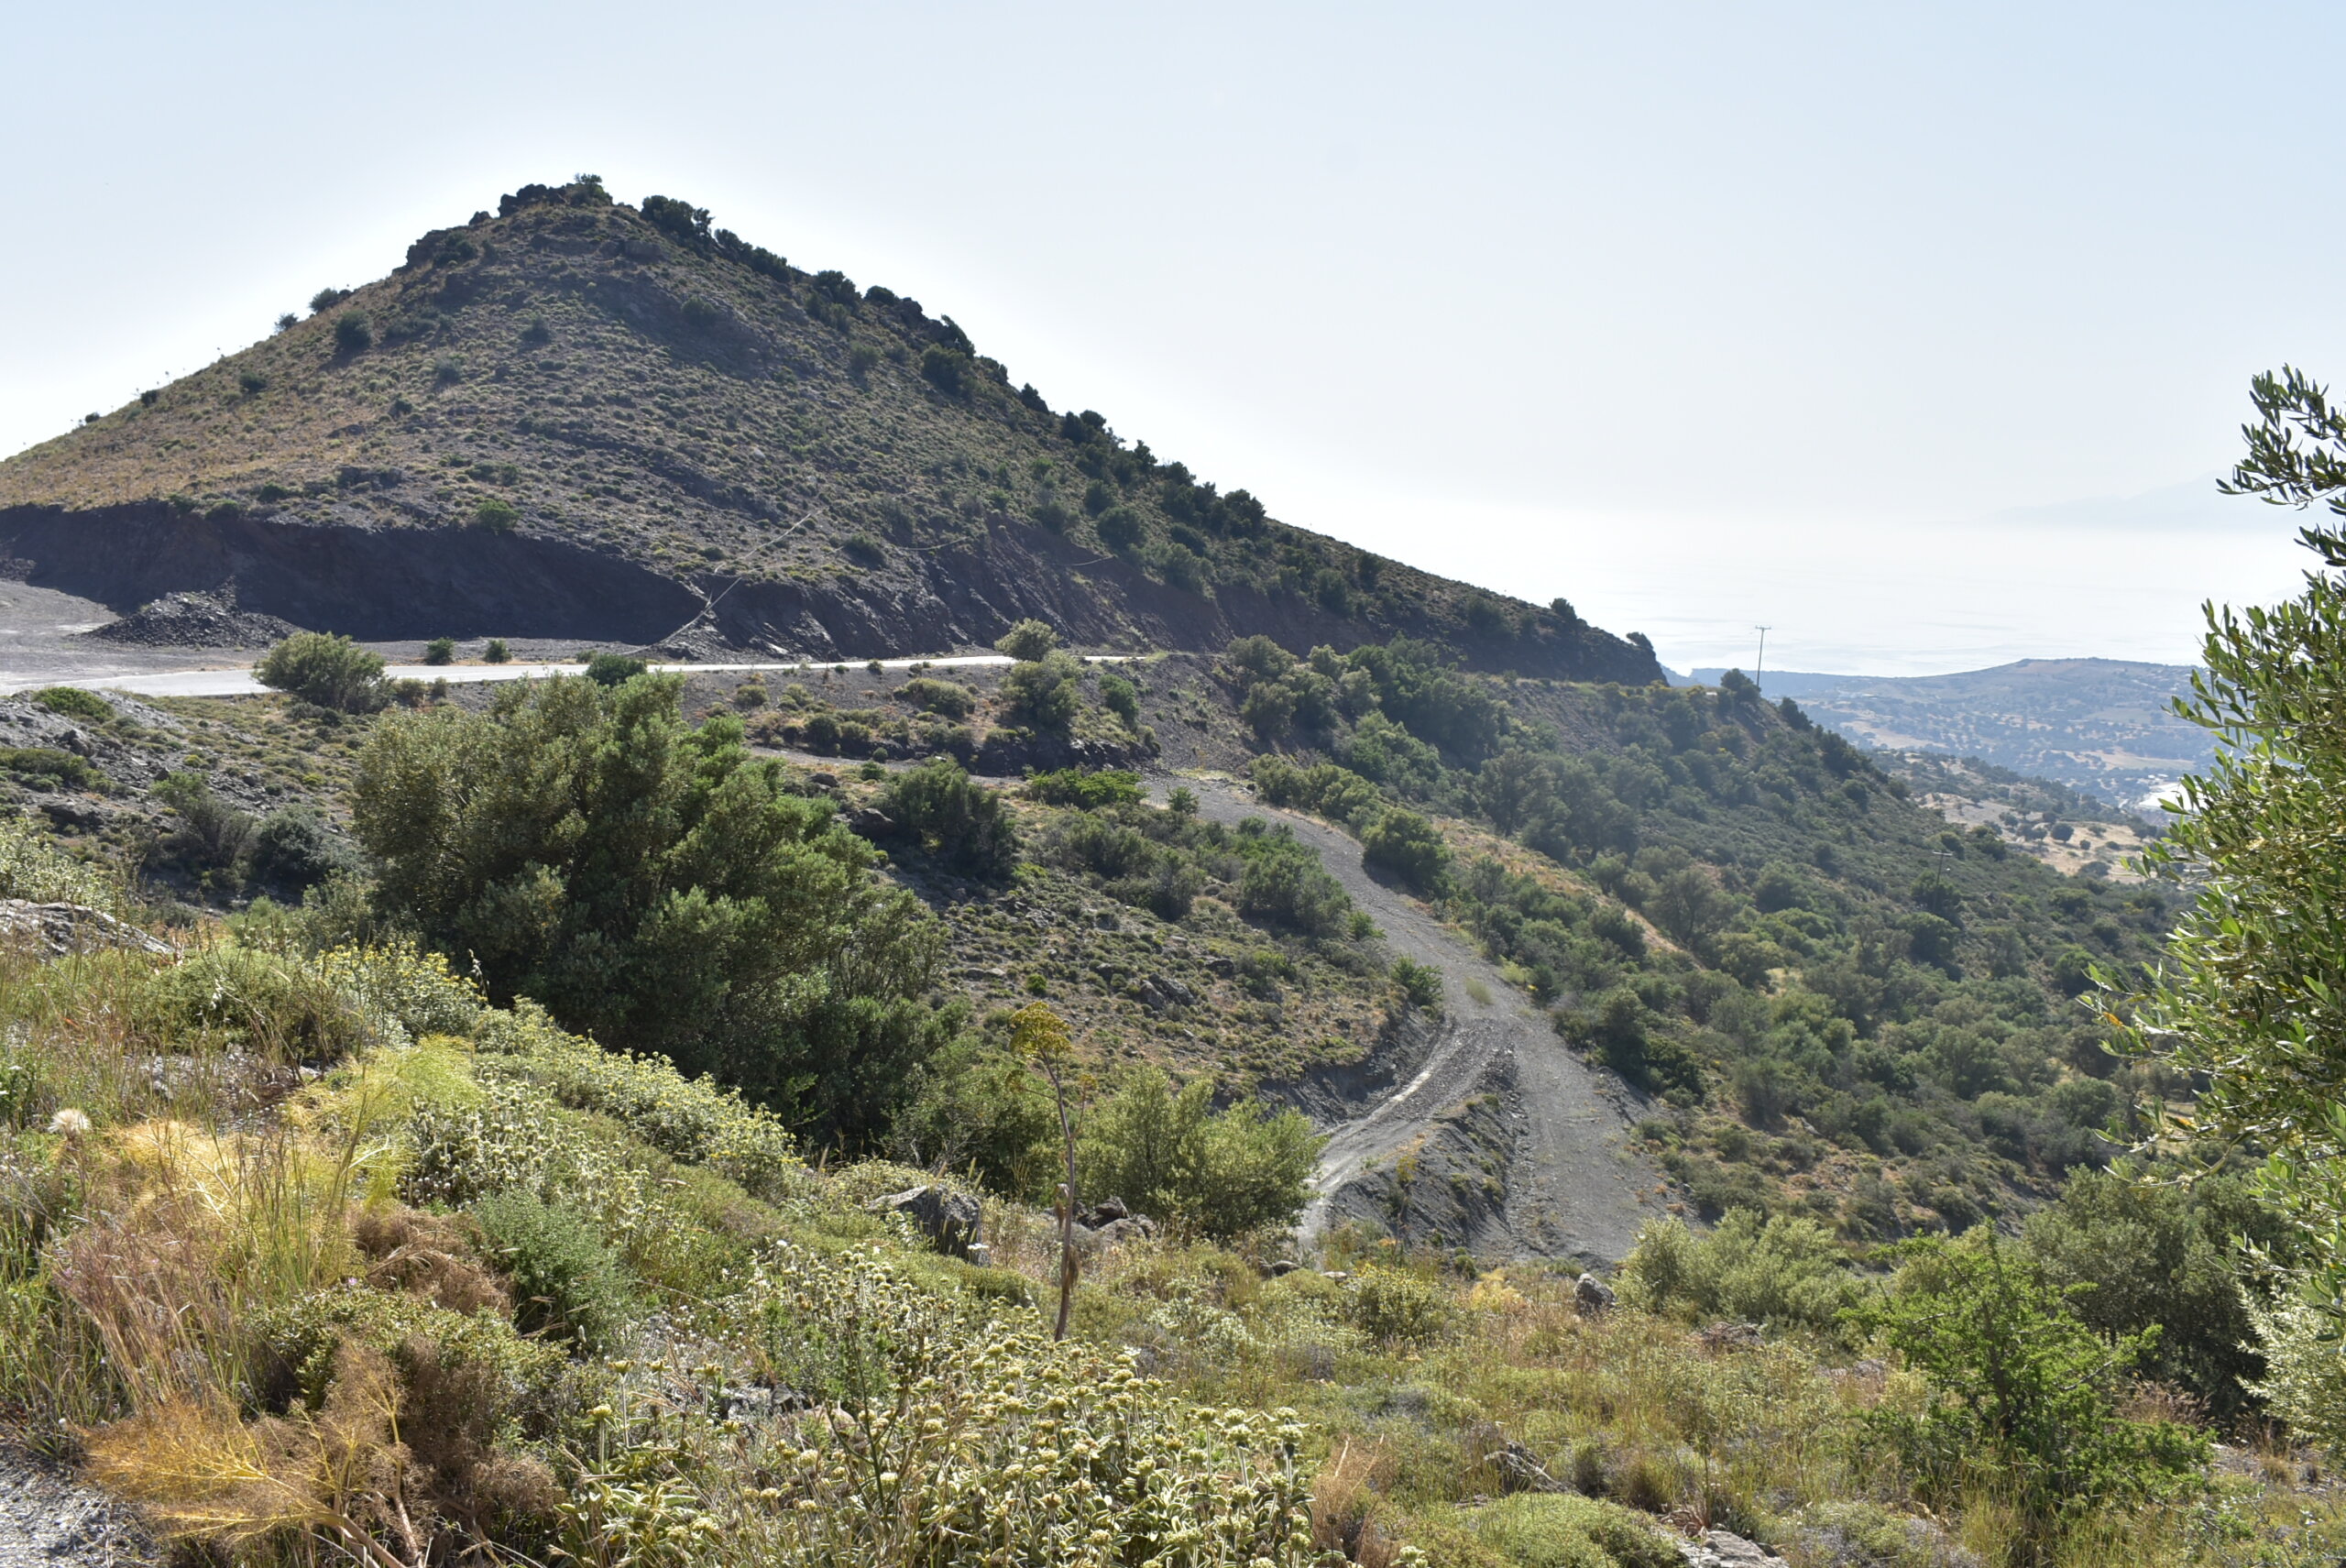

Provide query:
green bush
left=1233, top=824, right=1353, bottom=938
left=482, top=638, right=510, bottom=663
left=30, top=686, right=113, bottom=723
left=152, top=770, right=257, bottom=876
left=1097, top=508, right=1145, bottom=554
left=0, top=813, right=121, bottom=911
left=333, top=311, right=372, bottom=354
left=879, top=758, right=1019, bottom=879
left=471, top=1190, right=636, bottom=1351
left=584, top=652, right=647, bottom=686
left=1363, top=808, right=1450, bottom=894
left=919, top=345, right=970, bottom=393
left=248, top=806, right=359, bottom=893
left=1461, top=1493, right=1682, bottom=1568
left=1078, top=1068, right=1321, bottom=1237
left=894, top=676, right=975, bottom=718
left=1617, top=1210, right=1864, bottom=1336
left=1025, top=768, right=1143, bottom=810
left=1347, top=1265, right=1452, bottom=1346
left=1854, top=1229, right=2209, bottom=1532
left=993, top=619, right=1058, bottom=661
left=894, top=1040, right=1060, bottom=1199
left=0, top=748, right=101, bottom=792
left=353, top=677, right=951, bottom=1146
left=422, top=637, right=455, bottom=665
left=473, top=497, right=520, bottom=532
left=1099, top=674, right=1140, bottom=725
left=1000, top=650, right=1082, bottom=733
left=1390, top=956, right=1444, bottom=1014
left=256, top=632, right=386, bottom=712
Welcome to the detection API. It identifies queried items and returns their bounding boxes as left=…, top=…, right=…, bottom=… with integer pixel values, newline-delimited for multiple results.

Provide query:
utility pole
left=1754, top=626, right=1770, bottom=696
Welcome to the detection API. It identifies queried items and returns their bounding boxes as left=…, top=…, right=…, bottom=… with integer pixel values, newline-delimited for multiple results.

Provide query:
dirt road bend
left=1174, top=778, right=1664, bottom=1265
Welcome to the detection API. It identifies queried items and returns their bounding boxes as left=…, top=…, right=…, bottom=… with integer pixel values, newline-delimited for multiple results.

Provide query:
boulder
left=0, top=900, right=171, bottom=959
left=1575, top=1272, right=1617, bottom=1315
left=1466, top=1424, right=1561, bottom=1494
left=863, top=1184, right=984, bottom=1259
left=1677, top=1530, right=1790, bottom=1568
left=1135, top=974, right=1197, bottom=1013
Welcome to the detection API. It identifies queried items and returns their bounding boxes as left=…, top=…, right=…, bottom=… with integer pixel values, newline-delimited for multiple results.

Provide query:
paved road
left=1177, top=778, right=1662, bottom=1262
left=0, top=653, right=1135, bottom=700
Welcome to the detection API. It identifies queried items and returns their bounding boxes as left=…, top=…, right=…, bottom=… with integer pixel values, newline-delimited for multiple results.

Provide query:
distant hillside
left=1691, top=657, right=2209, bottom=809
left=0, top=178, right=1659, bottom=681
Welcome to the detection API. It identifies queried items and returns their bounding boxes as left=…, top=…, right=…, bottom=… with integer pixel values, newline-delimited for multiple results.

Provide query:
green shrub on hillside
left=1025, top=767, right=1143, bottom=810
left=1617, top=1210, right=1864, bottom=1337
left=333, top=310, right=372, bottom=354
left=256, top=632, right=386, bottom=712
left=0, top=814, right=119, bottom=911
left=473, top=1190, right=636, bottom=1350
left=1000, top=650, right=1083, bottom=732
left=1099, top=672, right=1140, bottom=724
left=352, top=675, right=955, bottom=1146
left=1856, top=1230, right=2208, bottom=1534
left=879, top=757, right=1019, bottom=879
left=583, top=651, right=646, bottom=685
left=1233, top=821, right=1353, bottom=937
left=0, top=748, right=101, bottom=792
left=31, top=686, right=113, bottom=723
left=993, top=619, right=1058, bottom=661
left=1077, top=1067, right=1321, bottom=1237
left=895, top=676, right=975, bottom=717
left=1363, top=808, right=1449, bottom=894
left=1457, top=1493, right=1681, bottom=1568
left=422, top=637, right=455, bottom=665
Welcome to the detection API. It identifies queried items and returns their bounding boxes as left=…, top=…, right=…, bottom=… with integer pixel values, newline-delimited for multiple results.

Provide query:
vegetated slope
left=1694, top=658, right=2209, bottom=809
left=0, top=177, right=1659, bottom=682
left=1889, top=751, right=2160, bottom=883
left=1211, top=644, right=2180, bottom=1242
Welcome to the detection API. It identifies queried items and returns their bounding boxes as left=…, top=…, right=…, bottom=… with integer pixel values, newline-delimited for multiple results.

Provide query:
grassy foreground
left=0, top=824, right=2337, bottom=1567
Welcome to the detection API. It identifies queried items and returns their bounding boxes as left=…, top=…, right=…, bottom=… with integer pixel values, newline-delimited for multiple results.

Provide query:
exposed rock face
left=864, top=1184, right=985, bottom=1259
left=0, top=900, right=171, bottom=958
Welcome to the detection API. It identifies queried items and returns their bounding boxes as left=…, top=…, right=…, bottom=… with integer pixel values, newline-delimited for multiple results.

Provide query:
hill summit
left=0, top=176, right=1660, bottom=677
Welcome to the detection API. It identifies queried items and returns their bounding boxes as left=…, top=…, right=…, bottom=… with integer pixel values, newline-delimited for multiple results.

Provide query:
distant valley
left=1688, top=656, right=2210, bottom=812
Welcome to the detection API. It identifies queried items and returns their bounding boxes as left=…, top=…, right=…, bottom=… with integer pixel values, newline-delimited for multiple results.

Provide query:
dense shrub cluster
left=351, top=673, right=959, bottom=1145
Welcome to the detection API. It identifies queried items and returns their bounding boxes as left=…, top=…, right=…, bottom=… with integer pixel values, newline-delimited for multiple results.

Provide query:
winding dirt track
left=1177, top=779, right=1664, bottom=1263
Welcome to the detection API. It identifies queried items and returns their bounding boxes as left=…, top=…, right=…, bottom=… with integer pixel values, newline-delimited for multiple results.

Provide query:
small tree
left=482, top=639, right=511, bottom=664
left=878, top=758, right=1019, bottom=878
left=993, top=619, right=1058, bottom=661
left=332, top=311, right=372, bottom=355
left=255, top=633, right=385, bottom=712
left=2121, top=365, right=2346, bottom=1297
left=1077, top=1068, right=1322, bottom=1238
left=422, top=637, right=455, bottom=666
left=1012, top=1003, right=1082, bottom=1342
left=1000, top=651, right=1082, bottom=733
left=1852, top=1229, right=2206, bottom=1542
left=1362, top=808, right=1450, bottom=894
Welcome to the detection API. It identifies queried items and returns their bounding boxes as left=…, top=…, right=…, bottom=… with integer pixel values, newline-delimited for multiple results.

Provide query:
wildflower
left=48, top=1108, right=90, bottom=1138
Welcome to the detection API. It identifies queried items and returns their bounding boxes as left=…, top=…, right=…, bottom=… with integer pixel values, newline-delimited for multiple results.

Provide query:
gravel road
left=1177, top=778, right=1664, bottom=1263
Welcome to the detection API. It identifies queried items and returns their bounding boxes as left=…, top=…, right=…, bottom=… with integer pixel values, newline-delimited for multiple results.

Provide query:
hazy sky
left=6, top=3, right=2339, bottom=674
